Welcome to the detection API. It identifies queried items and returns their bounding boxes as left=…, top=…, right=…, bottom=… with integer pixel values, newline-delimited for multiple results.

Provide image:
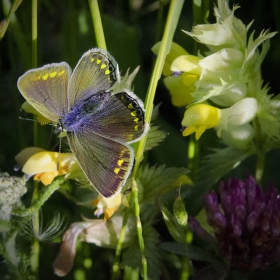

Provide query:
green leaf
left=161, top=205, right=187, bottom=243
left=161, top=242, right=219, bottom=264
left=121, top=224, right=162, bottom=280
left=144, top=125, right=167, bottom=152
left=137, top=165, right=188, bottom=204
left=186, top=146, right=253, bottom=215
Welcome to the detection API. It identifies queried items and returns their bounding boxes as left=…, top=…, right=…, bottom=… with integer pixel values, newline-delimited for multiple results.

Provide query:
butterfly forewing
left=67, top=130, right=133, bottom=197
left=67, top=49, right=118, bottom=110
left=17, top=63, right=72, bottom=122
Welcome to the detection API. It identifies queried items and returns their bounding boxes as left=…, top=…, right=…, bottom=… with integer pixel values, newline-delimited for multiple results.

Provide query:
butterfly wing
left=80, top=91, right=147, bottom=143
left=17, top=63, right=72, bottom=122
left=67, top=130, right=133, bottom=197
left=67, top=48, right=118, bottom=110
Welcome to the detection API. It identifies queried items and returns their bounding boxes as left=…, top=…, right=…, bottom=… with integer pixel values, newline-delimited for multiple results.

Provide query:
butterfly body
left=18, top=48, right=147, bottom=197
left=62, top=93, right=110, bottom=132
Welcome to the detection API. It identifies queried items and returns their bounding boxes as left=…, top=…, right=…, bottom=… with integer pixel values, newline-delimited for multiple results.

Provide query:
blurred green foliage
left=1, top=0, right=280, bottom=279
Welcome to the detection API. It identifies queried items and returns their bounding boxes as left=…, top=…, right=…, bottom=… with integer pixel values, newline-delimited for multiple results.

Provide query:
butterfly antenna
left=19, top=116, right=39, bottom=122
left=19, top=115, right=56, bottom=127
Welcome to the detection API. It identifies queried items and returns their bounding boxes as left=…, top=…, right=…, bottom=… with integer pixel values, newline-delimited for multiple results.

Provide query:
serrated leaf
left=144, top=125, right=167, bottom=152
left=137, top=165, right=188, bottom=204
left=121, top=224, right=162, bottom=280
left=186, top=146, right=253, bottom=215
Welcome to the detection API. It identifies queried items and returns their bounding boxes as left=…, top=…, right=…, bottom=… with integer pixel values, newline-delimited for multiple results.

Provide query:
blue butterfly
left=17, top=48, right=147, bottom=197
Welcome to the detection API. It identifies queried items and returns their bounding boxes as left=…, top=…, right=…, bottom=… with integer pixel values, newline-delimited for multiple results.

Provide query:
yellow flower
left=181, top=104, right=220, bottom=140
left=152, top=42, right=189, bottom=76
left=170, top=54, right=202, bottom=76
left=164, top=73, right=197, bottom=106
left=164, top=54, right=202, bottom=107
left=92, top=193, right=122, bottom=221
left=15, top=148, right=75, bottom=185
left=181, top=98, right=258, bottom=140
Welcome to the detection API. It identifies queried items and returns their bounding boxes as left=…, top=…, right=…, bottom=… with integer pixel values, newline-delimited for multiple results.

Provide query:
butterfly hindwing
left=17, top=63, right=72, bottom=122
left=67, top=48, right=118, bottom=110
left=67, top=130, right=133, bottom=197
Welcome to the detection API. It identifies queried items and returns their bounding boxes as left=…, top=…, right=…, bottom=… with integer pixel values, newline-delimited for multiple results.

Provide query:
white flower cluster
left=0, top=172, right=27, bottom=221
left=163, top=0, right=280, bottom=149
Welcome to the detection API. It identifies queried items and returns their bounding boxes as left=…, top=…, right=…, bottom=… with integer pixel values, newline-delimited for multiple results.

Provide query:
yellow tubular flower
left=181, top=104, right=220, bottom=140
left=164, top=73, right=197, bottom=107
left=171, top=54, right=202, bottom=76
left=152, top=42, right=189, bottom=76
left=20, top=151, right=75, bottom=185
left=92, top=194, right=122, bottom=221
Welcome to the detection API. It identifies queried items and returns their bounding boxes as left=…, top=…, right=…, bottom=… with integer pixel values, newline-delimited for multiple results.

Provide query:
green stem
left=114, top=1, right=185, bottom=277
left=30, top=0, right=39, bottom=277
left=254, top=117, right=266, bottom=184
left=13, top=178, right=63, bottom=217
left=133, top=0, right=185, bottom=178
left=0, top=0, right=22, bottom=39
left=187, top=135, right=199, bottom=181
left=192, top=0, right=210, bottom=25
left=131, top=179, right=147, bottom=280
left=154, top=0, right=165, bottom=43
left=88, top=0, right=107, bottom=50
left=180, top=256, right=190, bottom=280
left=128, top=1, right=185, bottom=278
left=112, top=209, right=130, bottom=279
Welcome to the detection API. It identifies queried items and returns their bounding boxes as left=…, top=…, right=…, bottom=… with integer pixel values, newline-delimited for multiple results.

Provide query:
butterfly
left=17, top=48, right=147, bottom=197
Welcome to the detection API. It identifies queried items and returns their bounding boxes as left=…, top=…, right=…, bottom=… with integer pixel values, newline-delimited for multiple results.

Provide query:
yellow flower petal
left=181, top=104, right=220, bottom=139
left=15, top=147, right=46, bottom=167
left=182, top=126, right=197, bottom=137
left=171, top=55, right=202, bottom=76
left=22, top=152, right=59, bottom=175
left=164, top=74, right=196, bottom=107
left=22, top=151, right=74, bottom=176
left=93, top=194, right=122, bottom=221
left=34, top=171, right=59, bottom=185
left=152, top=42, right=189, bottom=76
left=104, top=207, right=119, bottom=221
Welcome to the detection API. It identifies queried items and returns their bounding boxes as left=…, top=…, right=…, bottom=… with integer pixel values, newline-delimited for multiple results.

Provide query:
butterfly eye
left=54, top=122, right=64, bottom=133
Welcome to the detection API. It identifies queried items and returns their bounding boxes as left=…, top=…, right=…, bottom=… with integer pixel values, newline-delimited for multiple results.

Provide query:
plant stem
left=31, top=0, right=39, bottom=276
left=88, top=0, right=107, bottom=50
left=13, top=178, right=63, bottom=217
left=133, top=0, right=185, bottom=177
left=129, top=0, right=185, bottom=278
left=254, top=117, right=266, bottom=184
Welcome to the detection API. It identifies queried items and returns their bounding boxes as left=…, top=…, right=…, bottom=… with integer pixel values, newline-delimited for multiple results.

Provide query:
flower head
left=181, top=104, right=220, bottom=139
left=158, top=0, right=280, bottom=146
left=191, top=175, right=280, bottom=272
left=0, top=172, right=27, bottom=221
left=181, top=98, right=258, bottom=140
left=15, top=148, right=78, bottom=186
left=92, top=193, right=122, bottom=221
